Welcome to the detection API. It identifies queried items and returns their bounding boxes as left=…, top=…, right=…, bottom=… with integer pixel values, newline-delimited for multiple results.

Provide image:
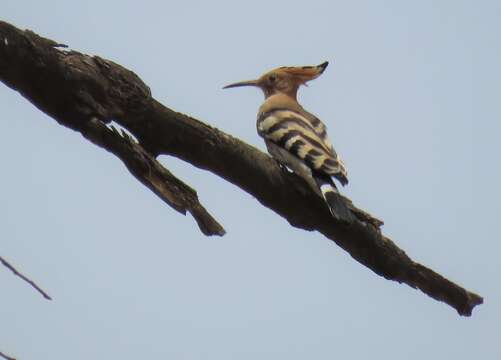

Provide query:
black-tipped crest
left=318, top=61, right=329, bottom=74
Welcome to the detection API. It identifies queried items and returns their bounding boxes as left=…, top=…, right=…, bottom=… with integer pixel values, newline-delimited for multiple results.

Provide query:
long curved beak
left=223, top=79, right=259, bottom=89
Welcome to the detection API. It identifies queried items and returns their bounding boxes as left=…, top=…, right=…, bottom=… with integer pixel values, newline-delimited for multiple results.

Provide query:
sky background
left=1, top=0, right=500, bottom=359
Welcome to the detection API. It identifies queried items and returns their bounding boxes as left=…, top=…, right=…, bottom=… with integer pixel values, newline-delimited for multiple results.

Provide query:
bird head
left=223, top=61, right=328, bottom=100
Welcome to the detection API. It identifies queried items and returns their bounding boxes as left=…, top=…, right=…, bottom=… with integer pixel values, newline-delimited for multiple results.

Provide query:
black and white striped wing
left=257, top=109, right=348, bottom=185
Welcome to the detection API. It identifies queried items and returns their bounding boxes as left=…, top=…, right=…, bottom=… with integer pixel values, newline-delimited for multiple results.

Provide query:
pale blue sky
left=1, top=1, right=499, bottom=359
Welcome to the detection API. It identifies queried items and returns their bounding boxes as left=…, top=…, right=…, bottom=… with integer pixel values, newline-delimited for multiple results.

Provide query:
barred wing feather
left=257, top=109, right=348, bottom=185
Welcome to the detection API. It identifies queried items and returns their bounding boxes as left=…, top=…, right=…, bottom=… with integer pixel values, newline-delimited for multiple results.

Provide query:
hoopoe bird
left=223, top=61, right=354, bottom=223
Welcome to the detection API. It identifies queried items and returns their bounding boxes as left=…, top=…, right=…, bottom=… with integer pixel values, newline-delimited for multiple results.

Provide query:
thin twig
left=0, top=350, right=16, bottom=360
left=0, top=255, right=52, bottom=300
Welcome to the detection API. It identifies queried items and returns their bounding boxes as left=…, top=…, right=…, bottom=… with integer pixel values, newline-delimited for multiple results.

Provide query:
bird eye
left=269, top=74, right=277, bottom=82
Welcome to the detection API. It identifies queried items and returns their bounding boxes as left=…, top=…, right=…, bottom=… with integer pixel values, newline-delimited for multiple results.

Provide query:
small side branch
left=0, top=350, right=16, bottom=360
left=0, top=255, right=52, bottom=300
left=81, top=118, right=225, bottom=236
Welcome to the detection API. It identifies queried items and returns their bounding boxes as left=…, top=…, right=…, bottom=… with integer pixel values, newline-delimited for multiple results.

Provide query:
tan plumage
left=224, top=61, right=353, bottom=223
left=257, top=94, right=348, bottom=185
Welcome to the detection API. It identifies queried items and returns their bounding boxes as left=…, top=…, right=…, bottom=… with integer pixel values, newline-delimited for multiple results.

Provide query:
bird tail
left=315, top=176, right=354, bottom=224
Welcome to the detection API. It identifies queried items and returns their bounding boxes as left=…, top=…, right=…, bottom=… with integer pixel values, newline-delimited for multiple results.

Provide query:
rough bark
left=0, top=21, right=483, bottom=316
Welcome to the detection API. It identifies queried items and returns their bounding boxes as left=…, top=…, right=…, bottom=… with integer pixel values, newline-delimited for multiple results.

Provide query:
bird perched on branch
left=223, top=61, right=353, bottom=224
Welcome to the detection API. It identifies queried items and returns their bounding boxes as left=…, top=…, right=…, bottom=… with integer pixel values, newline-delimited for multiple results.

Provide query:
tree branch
left=0, top=20, right=483, bottom=316
left=0, top=350, right=16, bottom=360
left=0, top=255, right=51, bottom=300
